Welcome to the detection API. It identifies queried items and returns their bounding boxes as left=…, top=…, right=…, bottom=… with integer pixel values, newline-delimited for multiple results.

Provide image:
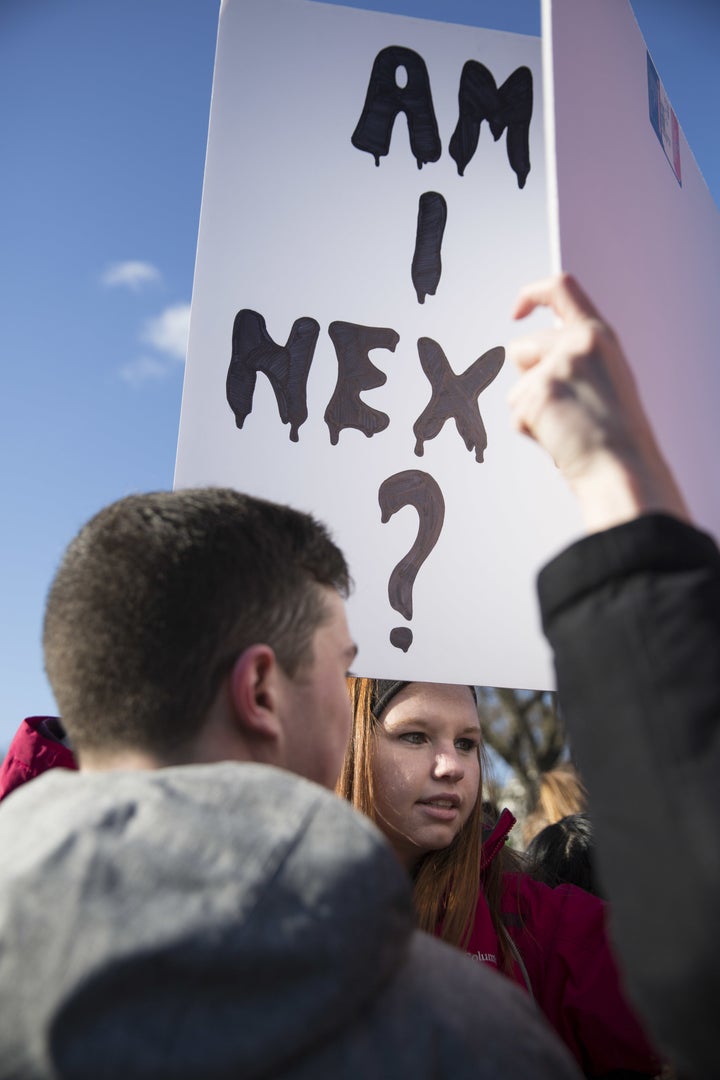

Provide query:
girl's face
left=371, top=682, right=481, bottom=870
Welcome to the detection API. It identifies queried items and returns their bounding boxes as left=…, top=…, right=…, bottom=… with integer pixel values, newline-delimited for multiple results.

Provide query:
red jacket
left=466, top=810, right=660, bottom=1076
left=0, top=716, right=77, bottom=802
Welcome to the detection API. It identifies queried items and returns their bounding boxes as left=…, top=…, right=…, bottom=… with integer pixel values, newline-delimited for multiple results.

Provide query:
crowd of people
left=0, top=273, right=717, bottom=1078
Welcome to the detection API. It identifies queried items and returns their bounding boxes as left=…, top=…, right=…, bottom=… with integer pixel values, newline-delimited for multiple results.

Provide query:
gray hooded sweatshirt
left=0, top=762, right=580, bottom=1079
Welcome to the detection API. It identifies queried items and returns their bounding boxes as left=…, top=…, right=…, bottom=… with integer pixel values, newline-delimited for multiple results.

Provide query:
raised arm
left=507, top=273, right=720, bottom=1078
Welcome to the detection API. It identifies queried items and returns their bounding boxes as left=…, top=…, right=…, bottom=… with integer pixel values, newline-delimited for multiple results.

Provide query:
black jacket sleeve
left=537, top=513, right=720, bottom=1079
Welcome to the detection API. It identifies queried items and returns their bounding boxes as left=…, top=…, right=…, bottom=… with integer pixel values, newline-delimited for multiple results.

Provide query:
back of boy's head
left=526, top=812, right=602, bottom=897
left=43, top=488, right=350, bottom=758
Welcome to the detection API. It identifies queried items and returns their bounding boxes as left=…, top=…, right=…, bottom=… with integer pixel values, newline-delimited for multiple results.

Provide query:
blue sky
left=1, top=0, right=718, bottom=754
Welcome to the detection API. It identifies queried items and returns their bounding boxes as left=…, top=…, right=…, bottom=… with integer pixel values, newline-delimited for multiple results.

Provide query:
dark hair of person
left=525, top=813, right=603, bottom=898
left=43, top=488, right=350, bottom=757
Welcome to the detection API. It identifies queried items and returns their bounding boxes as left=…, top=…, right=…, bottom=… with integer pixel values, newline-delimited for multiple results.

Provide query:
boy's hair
left=526, top=813, right=602, bottom=897
left=43, top=488, right=350, bottom=756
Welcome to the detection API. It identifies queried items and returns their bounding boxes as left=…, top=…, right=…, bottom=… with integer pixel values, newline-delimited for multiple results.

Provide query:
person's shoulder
left=539, top=513, right=719, bottom=618
left=503, top=869, right=604, bottom=919
left=0, top=755, right=80, bottom=816
left=503, top=870, right=606, bottom=948
left=389, top=931, right=581, bottom=1077
left=281, top=930, right=582, bottom=1079
left=0, top=760, right=411, bottom=934
left=162, top=761, right=393, bottom=847
left=0, top=716, right=77, bottom=803
left=1, top=760, right=393, bottom=863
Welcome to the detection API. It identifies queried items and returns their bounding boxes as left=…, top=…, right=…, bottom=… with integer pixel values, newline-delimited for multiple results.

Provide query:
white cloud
left=118, top=355, right=171, bottom=387
left=102, top=260, right=162, bottom=290
left=140, top=303, right=191, bottom=361
left=117, top=301, right=191, bottom=387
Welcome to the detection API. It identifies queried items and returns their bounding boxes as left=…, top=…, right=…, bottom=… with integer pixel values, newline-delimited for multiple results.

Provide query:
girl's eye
left=455, top=738, right=479, bottom=753
left=399, top=732, right=426, bottom=745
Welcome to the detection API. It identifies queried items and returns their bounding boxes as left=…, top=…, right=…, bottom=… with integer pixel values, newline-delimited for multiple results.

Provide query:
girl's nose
left=432, top=750, right=464, bottom=781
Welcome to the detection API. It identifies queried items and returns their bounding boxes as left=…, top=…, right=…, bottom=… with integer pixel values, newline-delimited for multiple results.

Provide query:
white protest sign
left=175, top=0, right=581, bottom=688
left=544, top=0, right=720, bottom=540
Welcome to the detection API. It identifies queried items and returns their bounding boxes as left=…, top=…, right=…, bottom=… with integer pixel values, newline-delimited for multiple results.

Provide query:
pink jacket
left=466, top=810, right=660, bottom=1076
left=0, top=716, right=77, bottom=802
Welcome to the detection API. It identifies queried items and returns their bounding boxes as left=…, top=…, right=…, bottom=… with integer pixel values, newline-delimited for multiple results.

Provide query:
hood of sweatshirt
left=0, top=762, right=412, bottom=1079
left=0, top=715, right=77, bottom=802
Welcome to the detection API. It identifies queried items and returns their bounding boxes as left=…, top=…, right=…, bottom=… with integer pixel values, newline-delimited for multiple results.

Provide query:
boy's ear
left=228, top=645, right=283, bottom=742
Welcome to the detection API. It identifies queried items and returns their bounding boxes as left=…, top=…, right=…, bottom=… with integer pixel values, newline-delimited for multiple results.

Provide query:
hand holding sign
left=507, top=273, right=689, bottom=533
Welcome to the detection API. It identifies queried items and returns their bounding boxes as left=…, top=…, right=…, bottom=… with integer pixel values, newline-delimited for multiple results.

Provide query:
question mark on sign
left=378, top=469, right=446, bottom=651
